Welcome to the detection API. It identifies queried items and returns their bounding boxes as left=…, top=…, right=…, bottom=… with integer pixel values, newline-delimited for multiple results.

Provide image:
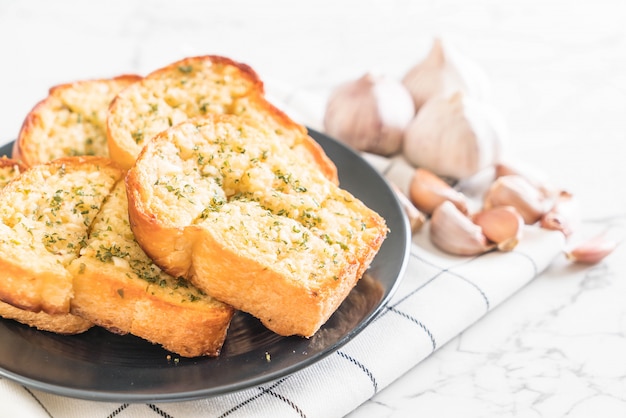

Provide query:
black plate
left=0, top=129, right=410, bottom=403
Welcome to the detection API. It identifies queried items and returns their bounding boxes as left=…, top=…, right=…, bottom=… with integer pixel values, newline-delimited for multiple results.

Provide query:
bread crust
left=0, top=302, right=92, bottom=334
left=107, top=55, right=337, bottom=183
left=69, top=181, right=233, bottom=356
left=14, top=75, right=141, bottom=167
left=0, top=157, right=27, bottom=184
left=71, top=261, right=232, bottom=356
left=126, top=114, right=387, bottom=337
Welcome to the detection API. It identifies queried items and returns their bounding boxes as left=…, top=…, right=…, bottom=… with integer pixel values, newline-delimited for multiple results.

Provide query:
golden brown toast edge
left=13, top=74, right=142, bottom=167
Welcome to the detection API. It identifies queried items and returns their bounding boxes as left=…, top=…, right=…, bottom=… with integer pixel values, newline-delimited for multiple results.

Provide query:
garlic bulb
left=403, top=92, right=505, bottom=179
left=402, top=38, right=491, bottom=111
left=323, top=73, right=415, bottom=156
left=429, top=201, right=493, bottom=256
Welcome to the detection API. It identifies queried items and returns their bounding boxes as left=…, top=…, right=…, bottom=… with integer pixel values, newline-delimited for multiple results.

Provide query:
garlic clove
left=540, top=191, right=580, bottom=238
left=565, top=230, right=620, bottom=264
left=472, top=206, right=524, bottom=252
left=391, top=183, right=426, bottom=233
left=403, top=92, right=505, bottom=180
left=409, top=168, right=469, bottom=215
left=323, top=72, right=415, bottom=156
left=429, top=200, right=493, bottom=256
left=483, top=175, right=549, bottom=224
left=495, top=162, right=557, bottom=198
left=402, top=38, right=491, bottom=111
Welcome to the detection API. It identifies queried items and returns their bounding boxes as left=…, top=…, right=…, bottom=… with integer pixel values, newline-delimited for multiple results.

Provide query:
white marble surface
left=1, top=1, right=625, bottom=416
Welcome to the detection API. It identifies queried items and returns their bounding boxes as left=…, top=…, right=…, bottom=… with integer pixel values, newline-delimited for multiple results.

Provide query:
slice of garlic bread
left=126, top=114, right=387, bottom=337
left=0, top=157, right=91, bottom=334
left=14, top=75, right=141, bottom=166
left=0, top=157, right=124, bottom=314
left=69, top=181, right=234, bottom=356
left=107, top=55, right=337, bottom=182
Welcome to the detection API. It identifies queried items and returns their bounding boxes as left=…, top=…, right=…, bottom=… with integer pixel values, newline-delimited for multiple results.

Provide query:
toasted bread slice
left=0, top=155, right=232, bottom=352
left=0, top=157, right=124, bottom=314
left=14, top=75, right=141, bottom=167
left=126, top=114, right=387, bottom=337
left=107, top=55, right=337, bottom=182
left=0, top=157, right=96, bottom=334
left=68, top=180, right=234, bottom=356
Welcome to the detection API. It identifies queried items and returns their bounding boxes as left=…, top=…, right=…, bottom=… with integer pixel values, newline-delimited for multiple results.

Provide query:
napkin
left=0, top=86, right=566, bottom=418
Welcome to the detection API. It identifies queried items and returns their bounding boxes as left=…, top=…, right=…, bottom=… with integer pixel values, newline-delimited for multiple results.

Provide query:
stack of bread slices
left=0, top=56, right=387, bottom=357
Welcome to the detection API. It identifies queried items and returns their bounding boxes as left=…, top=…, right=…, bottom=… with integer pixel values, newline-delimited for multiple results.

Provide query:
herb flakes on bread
left=14, top=75, right=142, bottom=167
left=106, top=55, right=338, bottom=183
left=126, top=114, right=387, bottom=337
left=0, top=157, right=123, bottom=314
left=0, top=155, right=234, bottom=355
left=69, top=180, right=234, bottom=357
left=0, top=157, right=92, bottom=334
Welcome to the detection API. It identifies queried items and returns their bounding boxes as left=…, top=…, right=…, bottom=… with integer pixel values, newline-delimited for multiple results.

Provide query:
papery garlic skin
left=402, top=38, right=491, bottom=111
left=429, top=200, right=492, bottom=256
left=391, top=184, right=426, bottom=234
left=362, top=152, right=416, bottom=196
left=495, top=162, right=557, bottom=199
left=402, top=39, right=446, bottom=111
left=323, top=73, right=415, bottom=156
left=540, top=191, right=580, bottom=237
left=403, top=92, right=504, bottom=180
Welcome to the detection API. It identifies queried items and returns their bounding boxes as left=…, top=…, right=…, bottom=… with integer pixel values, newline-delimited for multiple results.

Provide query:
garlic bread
left=0, top=157, right=124, bottom=314
left=107, top=55, right=337, bottom=183
left=14, top=75, right=141, bottom=166
left=0, top=157, right=93, bottom=334
left=126, top=114, right=387, bottom=337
